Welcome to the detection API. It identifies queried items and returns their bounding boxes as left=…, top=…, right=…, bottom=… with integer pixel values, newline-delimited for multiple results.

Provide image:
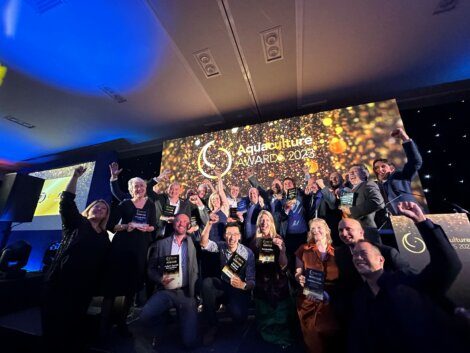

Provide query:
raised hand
left=209, top=212, right=220, bottom=224
left=157, top=169, right=171, bottom=181
left=316, top=178, right=326, bottom=189
left=109, top=162, right=122, bottom=180
left=397, top=201, right=426, bottom=223
left=245, top=167, right=255, bottom=179
left=73, top=166, right=86, bottom=178
left=391, top=127, right=410, bottom=141
left=272, top=178, right=283, bottom=193
left=189, top=194, right=203, bottom=207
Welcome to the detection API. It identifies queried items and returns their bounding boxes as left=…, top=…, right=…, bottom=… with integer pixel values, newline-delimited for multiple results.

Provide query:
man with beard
left=372, top=127, right=423, bottom=215
left=339, top=164, right=384, bottom=230
left=132, top=213, right=199, bottom=351
left=200, top=220, right=255, bottom=345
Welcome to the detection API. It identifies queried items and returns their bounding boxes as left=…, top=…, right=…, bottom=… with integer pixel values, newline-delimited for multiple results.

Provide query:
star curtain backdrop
left=161, top=99, right=426, bottom=202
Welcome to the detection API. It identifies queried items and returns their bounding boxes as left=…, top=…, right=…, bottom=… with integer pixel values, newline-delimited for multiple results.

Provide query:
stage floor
left=0, top=307, right=305, bottom=353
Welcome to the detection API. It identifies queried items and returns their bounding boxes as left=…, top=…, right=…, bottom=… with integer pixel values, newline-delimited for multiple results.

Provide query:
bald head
left=338, top=218, right=364, bottom=246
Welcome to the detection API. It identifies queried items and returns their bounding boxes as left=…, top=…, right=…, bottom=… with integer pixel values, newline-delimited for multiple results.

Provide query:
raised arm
left=246, top=168, right=271, bottom=202
left=200, top=212, right=219, bottom=249
left=317, top=178, right=338, bottom=209
left=60, top=166, right=86, bottom=230
left=65, top=166, right=85, bottom=194
left=147, top=169, right=172, bottom=200
left=216, top=171, right=230, bottom=215
left=391, top=128, right=423, bottom=179
left=398, top=202, right=462, bottom=294
left=109, top=162, right=129, bottom=202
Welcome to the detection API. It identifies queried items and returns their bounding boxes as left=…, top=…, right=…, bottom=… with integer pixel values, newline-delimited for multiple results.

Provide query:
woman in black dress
left=103, top=176, right=156, bottom=334
left=42, top=166, right=111, bottom=353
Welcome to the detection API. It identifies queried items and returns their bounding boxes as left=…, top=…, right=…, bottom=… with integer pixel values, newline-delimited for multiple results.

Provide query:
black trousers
left=41, top=283, right=92, bottom=353
left=201, top=277, right=250, bottom=326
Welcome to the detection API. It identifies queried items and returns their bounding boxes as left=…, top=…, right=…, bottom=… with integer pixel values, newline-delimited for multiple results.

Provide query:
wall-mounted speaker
left=0, top=173, right=45, bottom=223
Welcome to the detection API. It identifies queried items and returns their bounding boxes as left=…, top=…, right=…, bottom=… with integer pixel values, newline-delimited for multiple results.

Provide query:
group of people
left=41, top=127, right=469, bottom=353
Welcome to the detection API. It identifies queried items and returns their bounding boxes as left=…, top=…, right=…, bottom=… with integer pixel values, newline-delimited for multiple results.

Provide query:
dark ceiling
left=1, top=0, right=470, bottom=169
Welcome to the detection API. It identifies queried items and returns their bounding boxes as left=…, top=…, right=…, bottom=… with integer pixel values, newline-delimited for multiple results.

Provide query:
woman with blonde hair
left=207, top=171, right=230, bottom=242
left=249, top=210, right=296, bottom=348
left=42, top=166, right=111, bottom=353
left=294, top=218, right=339, bottom=353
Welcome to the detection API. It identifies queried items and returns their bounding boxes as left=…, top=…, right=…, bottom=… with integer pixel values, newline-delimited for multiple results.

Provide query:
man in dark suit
left=339, top=164, right=384, bottom=229
left=237, top=187, right=267, bottom=244
left=132, top=213, right=199, bottom=351
left=373, top=127, right=423, bottom=215
left=305, top=176, right=343, bottom=245
left=348, top=202, right=466, bottom=353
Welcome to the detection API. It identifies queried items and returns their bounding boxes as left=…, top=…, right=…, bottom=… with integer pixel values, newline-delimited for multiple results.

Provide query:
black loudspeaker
left=0, top=173, right=45, bottom=222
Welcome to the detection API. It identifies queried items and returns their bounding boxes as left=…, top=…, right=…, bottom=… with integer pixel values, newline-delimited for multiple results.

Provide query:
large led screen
left=15, top=162, right=95, bottom=231
left=161, top=99, right=426, bottom=205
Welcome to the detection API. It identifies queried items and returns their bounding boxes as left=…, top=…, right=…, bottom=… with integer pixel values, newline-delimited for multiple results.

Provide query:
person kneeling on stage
left=42, top=166, right=111, bottom=353
left=131, top=213, right=199, bottom=352
left=200, top=216, right=256, bottom=345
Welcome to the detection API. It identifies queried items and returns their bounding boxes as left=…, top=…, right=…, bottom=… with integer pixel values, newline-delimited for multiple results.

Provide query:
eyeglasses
left=226, top=232, right=241, bottom=237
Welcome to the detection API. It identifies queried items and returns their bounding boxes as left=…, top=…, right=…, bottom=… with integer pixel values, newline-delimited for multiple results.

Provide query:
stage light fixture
left=0, top=240, right=32, bottom=279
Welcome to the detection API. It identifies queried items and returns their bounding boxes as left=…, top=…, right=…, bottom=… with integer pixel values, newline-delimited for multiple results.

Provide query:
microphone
left=378, top=195, right=402, bottom=231
left=442, top=201, right=470, bottom=215
left=392, top=189, right=426, bottom=198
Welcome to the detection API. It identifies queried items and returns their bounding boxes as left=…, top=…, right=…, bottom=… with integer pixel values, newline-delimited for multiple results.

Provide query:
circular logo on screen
left=402, top=232, right=426, bottom=254
left=197, top=140, right=233, bottom=179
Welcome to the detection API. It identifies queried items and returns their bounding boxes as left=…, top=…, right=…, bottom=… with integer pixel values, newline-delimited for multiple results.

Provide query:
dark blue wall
left=1, top=151, right=117, bottom=271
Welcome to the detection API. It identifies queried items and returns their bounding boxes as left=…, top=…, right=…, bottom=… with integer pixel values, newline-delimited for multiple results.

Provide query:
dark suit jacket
left=335, top=243, right=413, bottom=295
left=349, top=181, right=384, bottom=228
left=147, top=235, right=199, bottom=298
left=378, top=140, right=423, bottom=214
left=348, top=220, right=465, bottom=353
left=238, top=196, right=267, bottom=241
